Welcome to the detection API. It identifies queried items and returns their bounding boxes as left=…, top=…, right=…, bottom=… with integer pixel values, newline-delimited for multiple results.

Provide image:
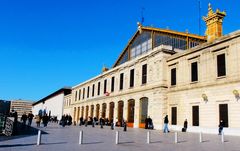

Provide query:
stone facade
left=64, top=30, right=240, bottom=135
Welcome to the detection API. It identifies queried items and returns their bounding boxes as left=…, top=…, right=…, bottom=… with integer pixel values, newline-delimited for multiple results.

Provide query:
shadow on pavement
left=83, top=141, right=104, bottom=145
left=0, top=124, right=48, bottom=142
left=0, top=141, right=67, bottom=148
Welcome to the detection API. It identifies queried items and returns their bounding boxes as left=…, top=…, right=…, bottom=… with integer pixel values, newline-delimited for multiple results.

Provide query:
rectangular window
left=130, top=69, right=134, bottom=87
left=97, top=82, right=100, bottom=96
left=119, top=73, right=124, bottom=90
left=219, top=104, right=228, bottom=127
left=78, top=89, right=81, bottom=100
left=104, top=79, right=107, bottom=93
left=92, top=84, right=95, bottom=97
left=111, top=76, right=115, bottom=92
left=87, top=86, right=90, bottom=98
left=171, top=107, right=177, bottom=125
left=217, top=54, right=226, bottom=77
left=82, top=88, right=85, bottom=99
left=192, top=106, right=199, bottom=126
left=171, top=68, right=176, bottom=86
left=75, top=91, right=78, bottom=101
left=142, top=64, right=147, bottom=84
left=191, top=62, right=198, bottom=82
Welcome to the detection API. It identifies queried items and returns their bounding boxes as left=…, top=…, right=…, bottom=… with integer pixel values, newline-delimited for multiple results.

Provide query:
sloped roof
left=113, top=26, right=206, bottom=67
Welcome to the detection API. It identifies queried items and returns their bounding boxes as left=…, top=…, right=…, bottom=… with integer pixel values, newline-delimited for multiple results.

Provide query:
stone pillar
left=134, top=99, right=140, bottom=128
left=113, top=102, right=118, bottom=125
left=106, top=102, right=109, bottom=119
left=123, top=100, right=128, bottom=122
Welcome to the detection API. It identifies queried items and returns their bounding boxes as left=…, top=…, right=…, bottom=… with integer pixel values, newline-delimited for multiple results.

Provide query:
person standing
left=163, top=115, right=170, bottom=133
left=148, top=116, right=153, bottom=129
left=100, top=117, right=104, bottom=128
left=218, top=120, right=224, bottom=135
left=35, top=115, right=41, bottom=127
left=42, top=114, right=48, bottom=127
left=21, top=112, right=28, bottom=126
left=182, top=119, right=188, bottom=132
left=145, top=117, right=149, bottom=129
left=27, top=111, right=34, bottom=126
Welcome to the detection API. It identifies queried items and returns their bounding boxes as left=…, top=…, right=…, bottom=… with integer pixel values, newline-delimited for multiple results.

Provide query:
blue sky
left=0, top=0, right=239, bottom=101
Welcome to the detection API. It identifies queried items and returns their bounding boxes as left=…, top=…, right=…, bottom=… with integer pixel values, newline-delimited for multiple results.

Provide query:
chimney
left=203, top=3, right=226, bottom=42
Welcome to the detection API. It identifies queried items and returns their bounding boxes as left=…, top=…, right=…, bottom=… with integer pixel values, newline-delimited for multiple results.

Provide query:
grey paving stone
left=0, top=123, right=239, bottom=151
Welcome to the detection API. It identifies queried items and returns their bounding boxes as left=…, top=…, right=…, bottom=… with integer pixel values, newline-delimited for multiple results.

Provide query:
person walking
left=163, top=115, right=170, bottom=133
left=27, top=111, right=34, bottom=126
left=182, top=119, right=188, bottom=132
left=42, top=114, right=49, bottom=127
left=218, top=120, right=224, bottom=135
left=21, top=112, right=28, bottom=128
left=35, top=115, right=41, bottom=127
left=100, top=117, right=104, bottom=128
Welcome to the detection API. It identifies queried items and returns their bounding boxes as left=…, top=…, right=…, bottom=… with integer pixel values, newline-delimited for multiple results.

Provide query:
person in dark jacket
left=218, top=120, right=224, bottom=135
left=21, top=112, right=28, bottom=127
left=182, top=119, right=188, bottom=132
left=42, top=114, right=49, bottom=127
left=27, top=111, right=34, bottom=126
left=148, top=116, right=153, bottom=129
left=163, top=115, right=170, bottom=133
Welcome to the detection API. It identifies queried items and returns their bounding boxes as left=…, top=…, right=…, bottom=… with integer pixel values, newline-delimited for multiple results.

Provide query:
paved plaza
left=0, top=123, right=240, bottom=151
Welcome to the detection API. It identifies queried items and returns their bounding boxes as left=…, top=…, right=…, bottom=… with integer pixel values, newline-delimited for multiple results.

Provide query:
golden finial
left=102, top=65, right=109, bottom=73
left=208, top=3, right=212, bottom=11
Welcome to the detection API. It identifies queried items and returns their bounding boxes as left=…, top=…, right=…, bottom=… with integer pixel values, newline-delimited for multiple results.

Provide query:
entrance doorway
left=139, top=97, right=148, bottom=128
left=127, top=99, right=135, bottom=127
left=219, top=104, right=228, bottom=127
left=102, top=103, right=107, bottom=118
left=118, top=101, right=124, bottom=126
left=192, top=106, right=199, bottom=126
left=109, top=102, right=114, bottom=122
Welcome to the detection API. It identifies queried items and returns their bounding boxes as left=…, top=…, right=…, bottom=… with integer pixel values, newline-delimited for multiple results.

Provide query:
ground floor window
left=219, top=104, right=228, bottom=127
left=171, top=107, right=177, bottom=125
left=192, top=106, right=199, bottom=126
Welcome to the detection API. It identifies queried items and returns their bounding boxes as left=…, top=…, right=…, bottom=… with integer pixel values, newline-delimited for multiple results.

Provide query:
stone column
left=134, top=98, right=140, bottom=128
left=113, top=102, right=118, bottom=125
left=123, top=100, right=128, bottom=122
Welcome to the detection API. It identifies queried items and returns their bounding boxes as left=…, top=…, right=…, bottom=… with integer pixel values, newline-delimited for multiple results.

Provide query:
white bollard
left=175, top=132, right=178, bottom=143
left=79, top=131, right=83, bottom=144
left=147, top=131, right=151, bottom=144
left=199, top=132, right=202, bottom=143
left=221, top=132, right=224, bottom=143
left=37, top=130, right=41, bottom=145
left=115, top=131, right=119, bottom=144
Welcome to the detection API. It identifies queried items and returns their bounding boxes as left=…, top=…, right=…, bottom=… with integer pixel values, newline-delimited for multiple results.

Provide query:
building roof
left=113, top=25, right=206, bottom=67
left=32, top=87, right=72, bottom=106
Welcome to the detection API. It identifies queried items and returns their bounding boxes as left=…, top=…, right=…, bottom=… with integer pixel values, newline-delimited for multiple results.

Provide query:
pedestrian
left=110, top=119, right=114, bottom=130
left=123, top=120, right=127, bottom=131
left=79, top=117, right=83, bottom=126
left=218, top=120, right=224, bottom=135
left=68, top=115, right=72, bottom=125
left=92, top=117, right=95, bottom=127
left=21, top=112, right=28, bottom=128
left=27, top=111, right=34, bottom=126
left=35, top=115, right=41, bottom=127
left=100, top=117, right=104, bottom=128
left=84, top=119, right=88, bottom=127
left=148, top=116, right=154, bottom=129
left=163, top=115, right=170, bottom=133
left=182, top=119, right=188, bottom=132
left=42, top=114, right=49, bottom=127
left=61, top=114, right=66, bottom=127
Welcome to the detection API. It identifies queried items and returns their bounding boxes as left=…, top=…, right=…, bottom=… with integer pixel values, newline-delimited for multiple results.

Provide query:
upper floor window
left=75, top=91, right=78, bottom=101
left=171, top=68, right=176, bottom=86
left=104, top=79, right=107, bottom=93
left=78, top=89, right=81, bottom=100
left=82, top=88, right=85, bottom=99
left=217, top=54, right=226, bottom=77
left=120, top=73, right=124, bottom=90
left=92, top=84, right=95, bottom=97
left=130, top=69, right=135, bottom=87
left=191, top=62, right=198, bottom=82
left=87, top=86, right=90, bottom=98
left=142, top=64, right=147, bottom=84
left=111, top=76, right=115, bottom=92
left=98, top=82, right=101, bottom=95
